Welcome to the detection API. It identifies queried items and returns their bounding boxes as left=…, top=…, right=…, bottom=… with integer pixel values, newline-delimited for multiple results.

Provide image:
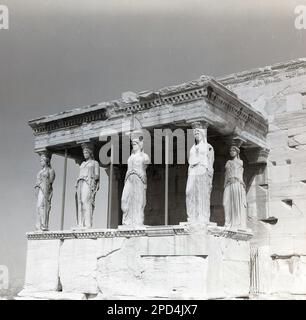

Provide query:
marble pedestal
left=19, top=224, right=252, bottom=300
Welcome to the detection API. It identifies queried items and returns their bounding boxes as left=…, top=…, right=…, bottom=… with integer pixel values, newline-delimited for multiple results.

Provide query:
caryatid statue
left=35, top=151, right=55, bottom=231
left=121, top=131, right=150, bottom=226
left=223, top=145, right=247, bottom=229
left=76, top=143, right=100, bottom=229
left=186, top=122, right=214, bottom=224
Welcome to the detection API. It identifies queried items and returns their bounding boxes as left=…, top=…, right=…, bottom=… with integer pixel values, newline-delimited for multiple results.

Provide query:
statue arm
left=50, top=169, right=56, bottom=184
left=224, top=160, right=230, bottom=187
left=34, top=181, right=40, bottom=189
left=143, top=153, right=150, bottom=167
left=94, top=161, right=100, bottom=191
left=94, top=161, right=100, bottom=180
left=239, top=159, right=246, bottom=187
left=34, top=182, right=40, bottom=197
left=208, top=146, right=214, bottom=176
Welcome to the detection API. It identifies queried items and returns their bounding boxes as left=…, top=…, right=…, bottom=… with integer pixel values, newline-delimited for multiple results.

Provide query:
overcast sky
left=0, top=0, right=306, bottom=291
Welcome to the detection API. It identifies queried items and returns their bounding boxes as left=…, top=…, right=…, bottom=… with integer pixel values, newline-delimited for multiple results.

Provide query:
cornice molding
left=218, top=58, right=306, bottom=87
left=28, top=77, right=268, bottom=137
left=26, top=224, right=253, bottom=241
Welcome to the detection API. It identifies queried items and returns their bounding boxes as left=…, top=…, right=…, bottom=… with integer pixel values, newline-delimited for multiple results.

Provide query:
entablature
left=28, top=76, right=269, bottom=154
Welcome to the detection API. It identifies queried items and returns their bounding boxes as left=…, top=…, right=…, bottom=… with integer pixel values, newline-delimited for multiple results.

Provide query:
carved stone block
left=59, top=239, right=98, bottom=294
left=24, top=240, right=60, bottom=292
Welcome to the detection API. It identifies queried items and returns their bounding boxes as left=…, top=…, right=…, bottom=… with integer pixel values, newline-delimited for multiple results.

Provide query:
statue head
left=230, top=145, right=240, bottom=159
left=131, top=136, right=143, bottom=152
left=39, top=151, right=52, bottom=168
left=130, top=130, right=144, bottom=153
left=191, top=121, right=208, bottom=143
left=81, top=143, right=94, bottom=160
left=193, top=128, right=207, bottom=143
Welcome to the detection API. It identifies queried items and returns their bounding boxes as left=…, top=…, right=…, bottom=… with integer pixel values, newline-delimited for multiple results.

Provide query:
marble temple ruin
left=18, top=58, right=306, bottom=299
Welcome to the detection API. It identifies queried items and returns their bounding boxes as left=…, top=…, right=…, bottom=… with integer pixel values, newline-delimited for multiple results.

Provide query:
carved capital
left=76, top=139, right=91, bottom=145
left=76, top=141, right=96, bottom=163
left=36, top=148, right=52, bottom=161
left=80, top=141, right=95, bottom=153
left=187, top=118, right=210, bottom=129
left=130, top=129, right=144, bottom=142
left=224, top=134, right=246, bottom=148
left=244, top=147, right=270, bottom=164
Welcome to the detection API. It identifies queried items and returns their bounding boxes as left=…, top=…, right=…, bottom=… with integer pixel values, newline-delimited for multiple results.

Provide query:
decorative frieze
left=29, top=109, right=108, bottom=135
left=26, top=227, right=188, bottom=240
left=206, top=86, right=268, bottom=134
left=27, top=224, right=253, bottom=241
left=28, top=77, right=268, bottom=138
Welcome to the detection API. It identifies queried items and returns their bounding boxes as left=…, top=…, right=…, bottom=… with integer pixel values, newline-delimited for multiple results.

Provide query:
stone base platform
left=19, top=224, right=253, bottom=300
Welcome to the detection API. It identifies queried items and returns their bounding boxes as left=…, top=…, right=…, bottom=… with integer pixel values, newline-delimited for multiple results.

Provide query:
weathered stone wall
left=220, top=59, right=306, bottom=296
left=20, top=227, right=251, bottom=300
left=23, top=58, right=306, bottom=299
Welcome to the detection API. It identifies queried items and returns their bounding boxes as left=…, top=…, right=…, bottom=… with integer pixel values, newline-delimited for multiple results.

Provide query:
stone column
left=244, top=148, right=270, bottom=164
left=60, top=149, right=68, bottom=230
left=185, top=120, right=215, bottom=225
left=223, top=136, right=248, bottom=229
left=243, top=146, right=270, bottom=222
left=105, top=165, right=123, bottom=228
left=75, top=142, right=100, bottom=229
left=34, top=149, right=55, bottom=231
left=224, top=134, right=246, bottom=149
left=225, top=135, right=270, bottom=224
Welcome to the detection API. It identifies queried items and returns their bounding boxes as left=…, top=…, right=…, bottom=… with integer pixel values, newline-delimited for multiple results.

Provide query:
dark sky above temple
left=0, top=0, right=306, bottom=290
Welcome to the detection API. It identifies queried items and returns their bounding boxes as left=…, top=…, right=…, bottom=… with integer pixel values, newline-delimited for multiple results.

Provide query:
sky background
left=0, top=0, right=306, bottom=293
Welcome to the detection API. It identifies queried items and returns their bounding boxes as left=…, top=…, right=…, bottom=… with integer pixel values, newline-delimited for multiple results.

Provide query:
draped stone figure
left=186, top=123, right=214, bottom=224
left=35, top=151, right=55, bottom=231
left=223, top=146, right=247, bottom=229
left=121, top=131, right=150, bottom=226
left=76, top=143, right=100, bottom=228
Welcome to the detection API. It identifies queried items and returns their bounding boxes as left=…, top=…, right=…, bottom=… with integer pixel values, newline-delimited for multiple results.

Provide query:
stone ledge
left=207, top=226, right=253, bottom=241
left=17, top=289, right=86, bottom=300
left=218, top=58, right=306, bottom=86
left=27, top=224, right=253, bottom=241
left=26, top=225, right=190, bottom=240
